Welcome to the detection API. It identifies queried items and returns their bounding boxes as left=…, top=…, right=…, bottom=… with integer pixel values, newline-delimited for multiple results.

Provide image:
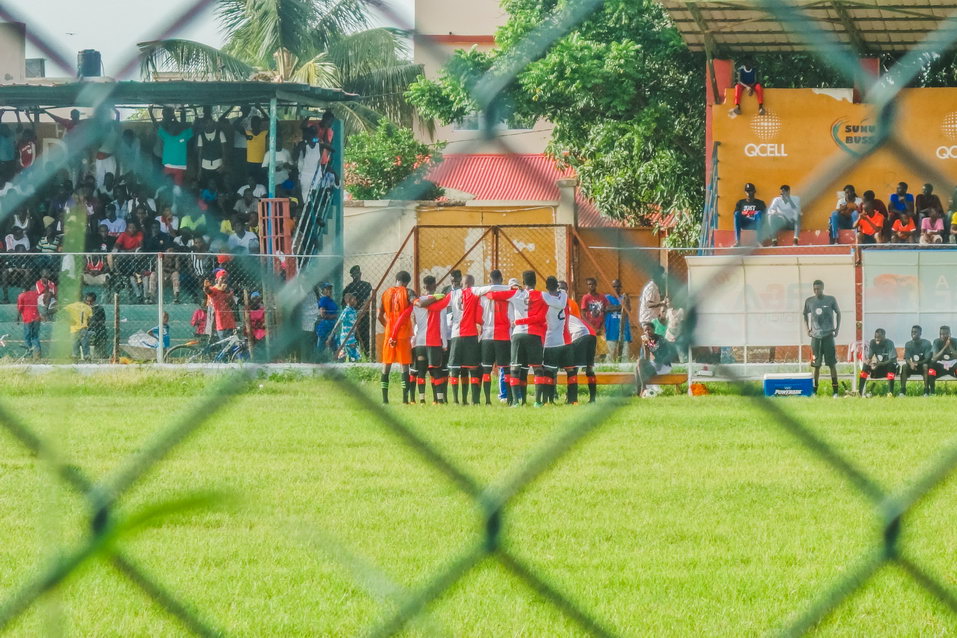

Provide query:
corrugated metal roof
left=426, top=153, right=618, bottom=227
left=660, top=0, right=957, bottom=53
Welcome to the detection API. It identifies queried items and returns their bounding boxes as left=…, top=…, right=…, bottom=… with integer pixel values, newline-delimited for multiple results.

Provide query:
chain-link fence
left=5, top=0, right=957, bottom=635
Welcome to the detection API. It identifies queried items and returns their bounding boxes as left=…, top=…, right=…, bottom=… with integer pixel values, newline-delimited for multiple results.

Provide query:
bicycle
left=165, top=332, right=250, bottom=363
left=0, top=334, right=35, bottom=363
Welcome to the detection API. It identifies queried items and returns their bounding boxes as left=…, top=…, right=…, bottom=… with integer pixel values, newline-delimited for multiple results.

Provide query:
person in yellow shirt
left=241, top=114, right=268, bottom=184
left=64, top=296, right=92, bottom=359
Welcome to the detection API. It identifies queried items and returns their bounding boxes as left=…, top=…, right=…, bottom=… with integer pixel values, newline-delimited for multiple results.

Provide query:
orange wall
left=415, top=205, right=555, bottom=225
left=713, top=87, right=957, bottom=232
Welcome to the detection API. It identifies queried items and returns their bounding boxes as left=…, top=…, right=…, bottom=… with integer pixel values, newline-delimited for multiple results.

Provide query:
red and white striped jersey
left=473, top=284, right=512, bottom=341
left=489, top=288, right=566, bottom=339
left=393, top=294, right=450, bottom=348
left=447, top=287, right=484, bottom=338
left=566, top=313, right=594, bottom=343
left=544, top=293, right=571, bottom=348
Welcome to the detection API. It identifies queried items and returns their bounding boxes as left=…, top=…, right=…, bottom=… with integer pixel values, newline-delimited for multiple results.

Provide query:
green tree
left=345, top=123, right=445, bottom=201
left=138, top=0, right=423, bottom=131
left=406, top=0, right=705, bottom=240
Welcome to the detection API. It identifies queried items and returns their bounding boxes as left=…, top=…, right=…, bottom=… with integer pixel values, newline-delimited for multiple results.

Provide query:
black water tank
left=77, top=49, right=101, bottom=78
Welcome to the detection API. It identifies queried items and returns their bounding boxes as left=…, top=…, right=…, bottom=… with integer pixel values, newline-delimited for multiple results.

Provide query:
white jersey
left=567, top=314, right=592, bottom=343
left=473, top=284, right=512, bottom=340
left=411, top=295, right=448, bottom=347
left=544, top=296, right=570, bottom=348
left=503, top=288, right=566, bottom=336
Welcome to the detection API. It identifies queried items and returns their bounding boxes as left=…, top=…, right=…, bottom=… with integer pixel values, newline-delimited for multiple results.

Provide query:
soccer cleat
left=887, top=393, right=895, bottom=398
left=510, top=402, right=522, bottom=408
left=898, top=392, right=906, bottom=397
left=832, top=393, right=839, bottom=398
left=533, top=402, right=545, bottom=408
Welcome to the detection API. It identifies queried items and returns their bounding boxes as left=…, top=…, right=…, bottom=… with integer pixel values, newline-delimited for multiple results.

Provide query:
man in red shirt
left=16, top=286, right=41, bottom=359
left=203, top=268, right=237, bottom=338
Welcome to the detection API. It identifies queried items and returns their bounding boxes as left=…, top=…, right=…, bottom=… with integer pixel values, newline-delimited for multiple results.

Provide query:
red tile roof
left=426, top=153, right=618, bottom=227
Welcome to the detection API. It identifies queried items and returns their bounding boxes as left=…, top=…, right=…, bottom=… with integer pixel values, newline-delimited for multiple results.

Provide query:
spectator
left=236, top=176, right=266, bottom=199
left=605, top=279, right=632, bottom=362
left=920, top=207, right=944, bottom=244
left=233, top=189, right=259, bottom=220
left=900, top=324, right=932, bottom=396
left=16, top=284, right=41, bottom=359
left=203, top=268, right=237, bottom=338
left=195, top=117, right=228, bottom=184
left=228, top=105, right=252, bottom=170
left=190, top=301, right=209, bottom=342
left=83, top=245, right=110, bottom=288
left=890, top=210, right=917, bottom=244
left=916, top=183, right=943, bottom=234
left=237, top=111, right=268, bottom=183
left=316, top=283, right=338, bottom=353
left=888, top=182, right=915, bottom=223
left=147, top=248, right=181, bottom=304
left=264, top=136, right=294, bottom=189
left=148, top=311, right=171, bottom=350
left=732, top=183, right=767, bottom=246
left=156, top=206, right=179, bottom=236
left=330, top=292, right=361, bottom=362
left=342, top=264, right=372, bottom=356
left=665, top=300, right=685, bottom=362
left=580, top=277, right=608, bottom=339
left=227, top=219, right=259, bottom=254
left=116, top=129, right=143, bottom=179
left=9, top=207, right=32, bottom=238
left=854, top=201, right=884, bottom=255
left=730, top=61, right=765, bottom=116
left=829, top=185, right=862, bottom=244
left=1, top=246, right=29, bottom=304
left=297, top=126, right=325, bottom=203
left=636, top=322, right=677, bottom=398
left=247, top=292, right=267, bottom=347
left=64, top=294, right=92, bottom=360
left=87, top=292, right=107, bottom=359
left=113, top=221, right=143, bottom=252
left=102, top=204, right=126, bottom=238
left=767, top=184, right=801, bottom=245
left=298, top=282, right=319, bottom=363
left=17, top=128, right=37, bottom=171
left=150, top=106, right=194, bottom=186
left=639, top=266, right=668, bottom=327
left=0, top=118, right=15, bottom=179
left=861, top=190, right=890, bottom=242
left=179, top=206, right=208, bottom=236
left=5, top=226, right=29, bottom=251
left=35, top=270, right=57, bottom=320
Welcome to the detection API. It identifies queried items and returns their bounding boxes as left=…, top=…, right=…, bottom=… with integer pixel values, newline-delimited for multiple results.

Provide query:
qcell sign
left=936, top=145, right=957, bottom=159
left=744, top=143, right=788, bottom=157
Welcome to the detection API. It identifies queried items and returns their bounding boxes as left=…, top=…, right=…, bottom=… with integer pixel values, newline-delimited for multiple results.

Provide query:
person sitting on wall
left=730, top=61, right=766, bottom=116
left=920, top=207, right=945, bottom=245
left=854, top=201, right=884, bottom=246
left=732, top=182, right=767, bottom=247
left=767, top=184, right=801, bottom=246
left=889, top=181, right=915, bottom=228
left=829, top=184, right=862, bottom=245
left=891, top=210, right=917, bottom=244
left=860, top=190, right=890, bottom=242
left=916, top=183, right=945, bottom=242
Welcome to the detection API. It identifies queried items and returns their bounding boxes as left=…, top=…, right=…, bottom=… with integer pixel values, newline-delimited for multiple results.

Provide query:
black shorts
left=863, top=362, right=896, bottom=378
left=544, top=344, right=574, bottom=369
left=510, top=333, right=544, bottom=367
left=449, top=335, right=481, bottom=368
left=900, top=359, right=928, bottom=375
left=929, top=361, right=957, bottom=378
left=811, top=335, right=836, bottom=368
left=481, top=339, right=510, bottom=367
left=414, top=345, right=444, bottom=368
left=572, top=334, right=597, bottom=368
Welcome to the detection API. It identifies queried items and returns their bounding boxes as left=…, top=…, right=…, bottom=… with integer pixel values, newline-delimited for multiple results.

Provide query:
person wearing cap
left=203, top=269, right=237, bottom=338
left=829, top=184, right=862, bottom=244
left=342, top=265, right=372, bottom=355
left=732, top=183, right=767, bottom=246
left=767, top=185, right=801, bottom=246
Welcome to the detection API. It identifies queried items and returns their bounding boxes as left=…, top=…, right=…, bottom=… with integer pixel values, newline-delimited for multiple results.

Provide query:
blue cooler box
left=763, top=372, right=815, bottom=397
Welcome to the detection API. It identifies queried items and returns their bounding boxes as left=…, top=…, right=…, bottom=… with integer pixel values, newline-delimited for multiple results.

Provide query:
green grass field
left=2, top=371, right=957, bottom=636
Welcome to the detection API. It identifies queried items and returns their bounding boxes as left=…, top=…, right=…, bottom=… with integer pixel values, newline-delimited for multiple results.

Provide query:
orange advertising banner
left=712, top=87, right=957, bottom=232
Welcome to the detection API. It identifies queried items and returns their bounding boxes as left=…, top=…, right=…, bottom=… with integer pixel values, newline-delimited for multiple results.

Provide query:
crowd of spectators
left=0, top=104, right=338, bottom=304
left=731, top=180, right=957, bottom=251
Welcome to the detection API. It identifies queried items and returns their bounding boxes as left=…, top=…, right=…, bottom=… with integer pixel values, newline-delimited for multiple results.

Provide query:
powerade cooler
left=763, top=372, right=815, bottom=397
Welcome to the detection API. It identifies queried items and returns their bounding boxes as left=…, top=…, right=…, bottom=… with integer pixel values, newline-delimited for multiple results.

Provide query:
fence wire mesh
left=3, top=0, right=957, bottom=635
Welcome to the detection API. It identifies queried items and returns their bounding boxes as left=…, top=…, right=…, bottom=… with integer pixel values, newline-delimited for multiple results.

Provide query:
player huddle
left=377, top=269, right=598, bottom=406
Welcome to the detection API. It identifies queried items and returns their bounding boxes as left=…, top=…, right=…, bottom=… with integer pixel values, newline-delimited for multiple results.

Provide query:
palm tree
left=138, top=0, right=423, bottom=131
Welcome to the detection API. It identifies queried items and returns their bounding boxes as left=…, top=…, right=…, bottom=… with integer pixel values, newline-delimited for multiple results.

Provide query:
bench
left=526, top=372, right=686, bottom=386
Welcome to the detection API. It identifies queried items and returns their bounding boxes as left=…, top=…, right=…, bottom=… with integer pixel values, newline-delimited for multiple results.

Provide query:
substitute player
left=929, top=325, right=957, bottom=394
left=858, top=328, right=897, bottom=396
left=900, top=324, right=932, bottom=396
left=378, top=271, right=413, bottom=404
left=803, top=279, right=841, bottom=396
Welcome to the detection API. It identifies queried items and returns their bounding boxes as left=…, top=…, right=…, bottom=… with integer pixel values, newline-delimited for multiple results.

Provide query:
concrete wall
left=0, top=22, right=26, bottom=84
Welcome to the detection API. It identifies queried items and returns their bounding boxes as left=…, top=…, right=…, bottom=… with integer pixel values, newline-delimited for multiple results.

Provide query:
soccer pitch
left=1, top=371, right=957, bottom=636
